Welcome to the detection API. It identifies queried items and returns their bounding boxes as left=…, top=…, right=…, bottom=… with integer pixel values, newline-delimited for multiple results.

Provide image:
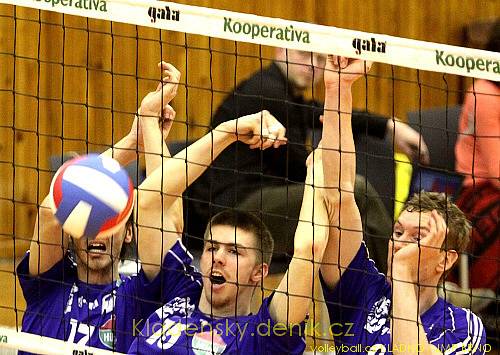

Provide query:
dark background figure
left=184, top=48, right=429, bottom=273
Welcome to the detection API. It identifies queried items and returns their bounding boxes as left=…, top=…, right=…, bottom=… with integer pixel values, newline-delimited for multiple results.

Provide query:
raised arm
left=29, top=105, right=144, bottom=277
left=270, top=149, right=329, bottom=325
left=137, top=110, right=287, bottom=212
left=28, top=196, right=67, bottom=276
left=320, top=55, right=370, bottom=290
left=133, top=62, right=185, bottom=280
left=28, top=62, right=179, bottom=277
left=29, top=124, right=138, bottom=277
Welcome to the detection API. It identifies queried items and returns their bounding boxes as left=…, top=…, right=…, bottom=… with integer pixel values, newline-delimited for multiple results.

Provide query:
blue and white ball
left=49, top=154, right=135, bottom=239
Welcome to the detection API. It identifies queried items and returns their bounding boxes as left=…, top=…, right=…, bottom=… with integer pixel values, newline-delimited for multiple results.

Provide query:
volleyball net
left=0, top=0, right=499, bottom=353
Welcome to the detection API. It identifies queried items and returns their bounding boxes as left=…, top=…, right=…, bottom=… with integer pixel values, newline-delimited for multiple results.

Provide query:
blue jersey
left=17, top=240, right=200, bottom=354
left=321, top=244, right=487, bottom=354
left=128, top=258, right=306, bottom=354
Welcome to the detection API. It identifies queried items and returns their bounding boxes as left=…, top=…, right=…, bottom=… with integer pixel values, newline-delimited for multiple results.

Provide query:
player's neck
left=415, top=284, right=439, bottom=315
left=198, top=291, right=252, bottom=318
left=76, top=262, right=120, bottom=285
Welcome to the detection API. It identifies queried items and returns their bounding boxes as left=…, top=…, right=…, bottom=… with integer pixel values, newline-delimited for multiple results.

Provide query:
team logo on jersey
left=192, top=331, right=227, bottom=354
left=156, top=296, right=196, bottom=318
left=364, top=296, right=391, bottom=334
left=99, top=315, right=116, bottom=349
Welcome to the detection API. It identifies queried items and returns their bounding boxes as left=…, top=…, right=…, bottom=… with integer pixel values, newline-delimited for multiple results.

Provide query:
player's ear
left=250, top=262, right=269, bottom=283
left=123, top=222, right=133, bottom=244
left=437, top=249, right=458, bottom=273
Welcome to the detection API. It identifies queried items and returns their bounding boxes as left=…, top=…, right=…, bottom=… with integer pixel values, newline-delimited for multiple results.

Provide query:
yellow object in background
left=394, top=152, right=412, bottom=220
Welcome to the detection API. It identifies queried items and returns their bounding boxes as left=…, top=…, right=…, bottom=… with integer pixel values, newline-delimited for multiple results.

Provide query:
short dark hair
left=404, top=191, right=471, bottom=254
left=119, top=213, right=136, bottom=261
left=204, top=210, right=274, bottom=265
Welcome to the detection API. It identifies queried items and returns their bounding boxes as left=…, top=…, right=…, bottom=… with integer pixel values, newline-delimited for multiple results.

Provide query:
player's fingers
left=363, top=60, right=373, bottom=73
left=274, top=127, right=287, bottom=148
left=266, top=133, right=277, bottom=149
left=171, top=67, right=181, bottom=82
left=276, top=137, right=287, bottom=148
left=158, top=61, right=173, bottom=72
left=163, top=66, right=181, bottom=83
left=162, top=70, right=177, bottom=84
left=250, top=140, right=268, bottom=150
left=162, top=75, right=177, bottom=86
left=163, top=104, right=176, bottom=119
left=248, top=139, right=262, bottom=149
left=339, top=56, right=348, bottom=69
left=159, top=62, right=180, bottom=82
left=260, top=137, right=274, bottom=150
left=330, top=55, right=339, bottom=68
left=306, top=151, right=314, bottom=167
left=401, top=144, right=418, bottom=163
left=267, top=122, right=282, bottom=148
left=161, top=75, right=178, bottom=99
left=255, top=126, right=271, bottom=150
left=263, top=112, right=285, bottom=148
left=419, top=142, right=431, bottom=165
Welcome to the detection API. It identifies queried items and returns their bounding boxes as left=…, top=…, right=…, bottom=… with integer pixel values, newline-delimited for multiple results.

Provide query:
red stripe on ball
left=53, top=156, right=85, bottom=207
left=99, top=179, right=134, bottom=234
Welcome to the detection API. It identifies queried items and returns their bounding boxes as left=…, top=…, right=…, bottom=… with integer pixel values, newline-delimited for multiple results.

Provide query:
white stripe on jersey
left=469, top=308, right=484, bottom=354
left=168, top=247, right=202, bottom=286
left=430, top=306, right=456, bottom=345
left=177, top=238, right=196, bottom=261
left=363, top=242, right=387, bottom=278
left=443, top=307, right=484, bottom=355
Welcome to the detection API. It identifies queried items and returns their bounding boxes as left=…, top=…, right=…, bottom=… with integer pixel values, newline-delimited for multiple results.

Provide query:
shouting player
left=128, top=101, right=329, bottom=353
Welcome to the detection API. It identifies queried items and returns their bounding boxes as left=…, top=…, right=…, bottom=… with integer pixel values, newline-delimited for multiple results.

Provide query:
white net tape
left=0, top=326, right=125, bottom=355
left=0, top=0, right=499, bottom=80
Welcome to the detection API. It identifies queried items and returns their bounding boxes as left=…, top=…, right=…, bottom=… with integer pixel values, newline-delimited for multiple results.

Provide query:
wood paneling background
left=0, top=0, right=498, bottom=326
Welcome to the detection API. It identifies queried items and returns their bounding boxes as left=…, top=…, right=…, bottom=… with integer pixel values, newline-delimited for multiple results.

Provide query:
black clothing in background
left=184, top=63, right=390, bottom=262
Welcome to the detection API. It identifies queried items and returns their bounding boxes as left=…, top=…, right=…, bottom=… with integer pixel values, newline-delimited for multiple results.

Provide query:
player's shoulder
left=166, top=239, right=198, bottom=269
left=118, top=239, right=200, bottom=285
left=440, top=299, right=485, bottom=332
left=18, top=250, right=77, bottom=278
left=426, top=298, right=486, bottom=353
left=343, top=242, right=386, bottom=281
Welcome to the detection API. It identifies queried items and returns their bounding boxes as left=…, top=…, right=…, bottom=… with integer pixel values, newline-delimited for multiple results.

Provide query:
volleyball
left=49, top=154, right=135, bottom=239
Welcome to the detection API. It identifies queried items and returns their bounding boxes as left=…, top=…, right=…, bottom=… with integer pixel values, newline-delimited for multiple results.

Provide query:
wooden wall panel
left=0, top=0, right=498, bottom=327
left=0, top=1, right=497, bottom=247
